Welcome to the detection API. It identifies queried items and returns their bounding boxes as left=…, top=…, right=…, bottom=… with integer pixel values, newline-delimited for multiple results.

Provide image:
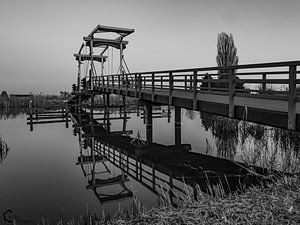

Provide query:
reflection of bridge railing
left=79, top=61, right=300, bottom=130
left=77, top=134, right=133, bottom=205
left=94, top=139, right=186, bottom=201
left=70, top=104, right=269, bottom=205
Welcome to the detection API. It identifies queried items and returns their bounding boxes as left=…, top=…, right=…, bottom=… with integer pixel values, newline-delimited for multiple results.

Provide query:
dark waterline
left=0, top=105, right=299, bottom=223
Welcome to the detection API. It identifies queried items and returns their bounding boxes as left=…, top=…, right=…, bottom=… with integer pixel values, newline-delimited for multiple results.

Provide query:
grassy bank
left=82, top=175, right=300, bottom=225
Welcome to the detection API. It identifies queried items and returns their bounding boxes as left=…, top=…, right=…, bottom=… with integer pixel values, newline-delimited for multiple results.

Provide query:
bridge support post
left=90, top=94, right=94, bottom=133
left=122, top=95, right=126, bottom=107
left=65, top=102, right=69, bottom=128
left=151, top=73, right=155, bottom=102
left=169, top=72, right=173, bottom=106
left=288, top=65, right=297, bottom=130
left=175, top=106, right=181, bottom=145
left=228, top=69, right=235, bottom=118
left=262, top=73, right=267, bottom=94
left=146, top=104, right=153, bottom=143
left=135, top=74, right=138, bottom=98
left=138, top=74, right=142, bottom=99
left=29, top=100, right=33, bottom=131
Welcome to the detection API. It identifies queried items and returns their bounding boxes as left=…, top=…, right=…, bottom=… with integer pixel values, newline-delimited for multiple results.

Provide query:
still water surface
left=0, top=106, right=299, bottom=223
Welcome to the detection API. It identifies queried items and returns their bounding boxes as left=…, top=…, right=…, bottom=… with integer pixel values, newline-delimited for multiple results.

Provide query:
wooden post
left=262, top=73, right=267, bottom=94
left=190, top=75, right=193, bottom=90
left=90, top=39, right=94, bottom=91
left=65, top=102, right=69, bottom=128
left=288, top=65, right=297, bottom=130
left=112, top=76, right=115, bottom=89
left=193, top=71, right=198, bottom=110
left=169, top=72, right=173, bottom=106
left=77, top=58, right=81, bottom=92
left=35, top=109, right=39, bottom=120
left=125, top=74, right=128, bottom=95
left=161, top=76, right=163, bottom=89
left=146, top=104, right=153, bottom=143
left=208, top=74, right=212, bottom=91
left=118, top=75, right=121, bottom=93
left=175, top=106, right=181, bottom=145
left=151, top=73, right=155, bottom=101
left=184, top=75, right=187, bottom=90
left=135, top=74, right=138, bottom=98
left=228, top=69, right=235, bottom=118
left=138, top=74, right=142, bottom=99
left=29, top=100, right=33, bottom=131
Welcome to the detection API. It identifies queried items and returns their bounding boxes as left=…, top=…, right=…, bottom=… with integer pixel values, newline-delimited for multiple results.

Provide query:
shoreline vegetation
left=23, top=174, right=299, bottom=225
left=70, top=174, right=300, bottom=225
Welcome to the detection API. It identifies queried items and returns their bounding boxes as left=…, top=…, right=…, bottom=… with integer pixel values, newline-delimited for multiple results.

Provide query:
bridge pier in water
left=175, top=106, right=181, bottom=146
left=146, top=103, right=153, bottom=143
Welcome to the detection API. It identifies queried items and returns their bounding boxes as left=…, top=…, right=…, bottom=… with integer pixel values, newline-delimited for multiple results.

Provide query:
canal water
left=0, top=104, right=299, bottom=224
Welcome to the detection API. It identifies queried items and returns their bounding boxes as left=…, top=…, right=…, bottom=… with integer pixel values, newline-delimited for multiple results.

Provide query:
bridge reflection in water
left=69, top=102, right=268, bottom=206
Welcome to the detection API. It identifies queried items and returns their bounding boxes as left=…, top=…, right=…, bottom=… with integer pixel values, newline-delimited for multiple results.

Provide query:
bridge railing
left=92, top=61, right=299, bottom=97
left=88, top=61, right=300, bottom=129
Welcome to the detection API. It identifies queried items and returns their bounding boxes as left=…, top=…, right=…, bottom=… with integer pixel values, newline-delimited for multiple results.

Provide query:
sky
left=0, top=0, right=299, bottom=94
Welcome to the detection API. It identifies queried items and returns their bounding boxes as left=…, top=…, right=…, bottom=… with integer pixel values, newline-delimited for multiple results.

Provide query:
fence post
left=262, top=73, right=267, bottom=94
left=288, top=65, right=297, bottom=130
left=184, top=75, right=187, bottom=90
left=169, top=72, right=173, bottom=106
left=193, top=71, right=198, bottom=110
left=228, top=69, right=235, bottom=118
left=151, top=73, right=155, bottom=101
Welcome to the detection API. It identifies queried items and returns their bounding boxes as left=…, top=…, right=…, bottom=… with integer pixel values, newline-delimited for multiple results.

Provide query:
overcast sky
left=0, top=0, right=299, bottom=94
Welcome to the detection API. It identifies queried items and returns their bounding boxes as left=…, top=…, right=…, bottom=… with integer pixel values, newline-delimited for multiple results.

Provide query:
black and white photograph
left=0, top=0, right=300, bottom=224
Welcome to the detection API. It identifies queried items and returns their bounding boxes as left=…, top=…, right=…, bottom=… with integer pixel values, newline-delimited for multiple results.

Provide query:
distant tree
left=216, top=32, right=243, bottom=90
left=216, top=32, right=238, bottom=69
